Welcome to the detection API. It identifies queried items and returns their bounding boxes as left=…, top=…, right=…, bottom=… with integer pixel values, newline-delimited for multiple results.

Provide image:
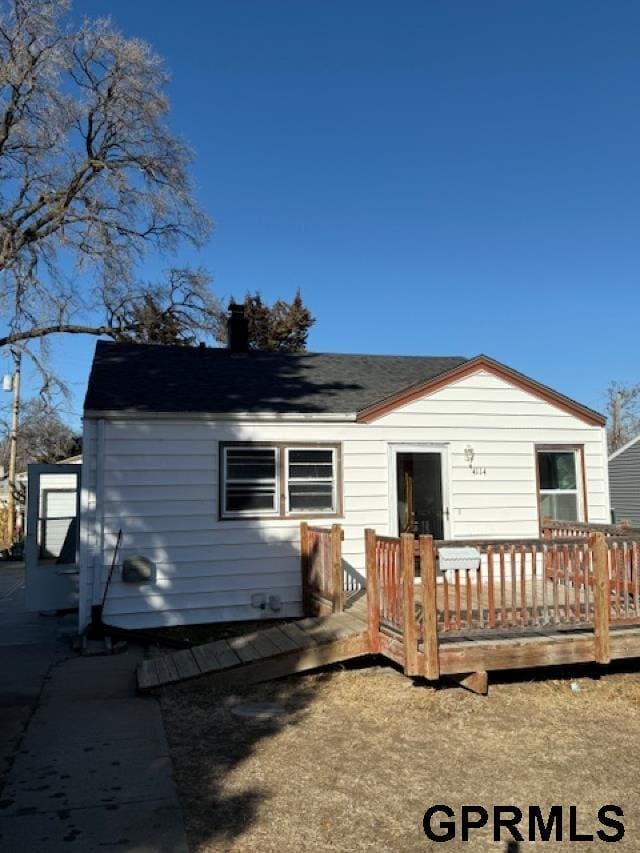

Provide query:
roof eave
left=83, top=409, right=357, bottom=422
left=608, top=432, right=640, bottom=462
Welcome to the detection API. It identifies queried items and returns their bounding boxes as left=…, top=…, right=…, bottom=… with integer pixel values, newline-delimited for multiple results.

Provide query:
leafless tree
left=605, top=381, right=640, bottom=453
left=0, top=0, right=215, bottom=383
left=0, top=396, right=78, bottom=471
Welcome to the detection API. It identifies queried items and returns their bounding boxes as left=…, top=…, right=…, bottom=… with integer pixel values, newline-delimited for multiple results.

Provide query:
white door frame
left=388, top=443, right=452, bottom=539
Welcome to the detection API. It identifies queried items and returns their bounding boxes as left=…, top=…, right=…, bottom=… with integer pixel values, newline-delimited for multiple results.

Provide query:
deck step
left=136, top=608, right=370, bottom=692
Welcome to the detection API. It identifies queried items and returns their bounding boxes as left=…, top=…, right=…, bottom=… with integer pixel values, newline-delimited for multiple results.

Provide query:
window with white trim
left=221, top=443, right=340, bottom=518
left=222, top=446, right=279, bottom=516
left=536, top=448, right=583, bottom=522
left=286, top=448, right=336, bottom=514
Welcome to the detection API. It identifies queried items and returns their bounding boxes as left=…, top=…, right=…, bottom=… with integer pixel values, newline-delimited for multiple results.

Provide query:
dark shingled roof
left=83, top=341, right=468, bottom=415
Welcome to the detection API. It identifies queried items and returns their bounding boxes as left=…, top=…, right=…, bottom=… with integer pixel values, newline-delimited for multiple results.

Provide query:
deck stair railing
left=365, top=527, right=640, bottom=681
left=300, top=522, right=363, bottom=616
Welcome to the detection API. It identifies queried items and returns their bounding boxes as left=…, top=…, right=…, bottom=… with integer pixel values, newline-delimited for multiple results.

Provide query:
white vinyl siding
left=78, top=368, right=610, bottom=630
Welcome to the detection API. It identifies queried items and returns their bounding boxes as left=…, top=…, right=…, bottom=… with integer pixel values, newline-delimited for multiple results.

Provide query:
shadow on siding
left=88, top=402, right=366, bottom=843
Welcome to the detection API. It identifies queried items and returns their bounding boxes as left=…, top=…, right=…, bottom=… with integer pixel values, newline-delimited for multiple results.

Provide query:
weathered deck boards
left=432, top=625, right=640, bottom=675
left=137, top=599, right=369, bottom=692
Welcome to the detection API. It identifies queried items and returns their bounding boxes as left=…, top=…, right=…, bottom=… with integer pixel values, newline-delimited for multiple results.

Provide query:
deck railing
left=300, top=522, right=363, bottom=616
left=365, top=530, right=417, bottom=670
left=372, top=536, right=403, bottom=633
left=365, top=528, right=640, bottom=680
left=541, top=518, right=640, bottom=539
left=432, top=539, right=596, bottom=632
left=608, top=539, right=640, bottom=624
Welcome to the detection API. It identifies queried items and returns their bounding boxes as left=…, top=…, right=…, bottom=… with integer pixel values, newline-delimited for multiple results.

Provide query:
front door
left=25, top=464, right=81, bottom=612
left=394, top=450, right=447, bottom=539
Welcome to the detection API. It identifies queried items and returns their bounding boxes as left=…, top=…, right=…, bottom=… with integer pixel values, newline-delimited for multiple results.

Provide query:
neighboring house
left=77, top=316, right=610, bottom=631
left=609, top=435, right=640, bottom=525
left=0, top=455, right=82, bottom=538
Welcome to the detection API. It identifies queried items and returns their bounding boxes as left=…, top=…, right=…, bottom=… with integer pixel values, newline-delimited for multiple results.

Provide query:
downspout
left=93, top=418, right=106, bottom=615
left=602, top=426, right=613, bottom=524
left=77, top=418, right=91, bottom=631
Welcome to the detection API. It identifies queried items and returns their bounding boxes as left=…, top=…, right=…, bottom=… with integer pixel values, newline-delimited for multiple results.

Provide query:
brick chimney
left=227, top=302, right=249, bottom=353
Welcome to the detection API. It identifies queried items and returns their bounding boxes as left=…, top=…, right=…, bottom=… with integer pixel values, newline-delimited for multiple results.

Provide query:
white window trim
left=537, top=448, right=584, bottom=523
left=222, top=445, right=280, bottom=518
left=284, top=446, right=337, bottom=516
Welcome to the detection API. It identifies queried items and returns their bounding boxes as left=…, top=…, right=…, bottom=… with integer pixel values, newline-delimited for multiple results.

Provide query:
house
left=77, top=311, right=610, bottom=631
left=0, top=454, right=82, bottom=540
left=609, top=434, right=640, bottom=525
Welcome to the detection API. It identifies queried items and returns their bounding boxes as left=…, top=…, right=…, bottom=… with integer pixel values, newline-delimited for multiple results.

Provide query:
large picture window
left=536, top=447, right=584, bottom=522
left=221, top=443, right=340, bottom=518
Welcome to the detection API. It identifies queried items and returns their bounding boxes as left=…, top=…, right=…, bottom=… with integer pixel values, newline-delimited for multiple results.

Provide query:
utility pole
left=6, top=349, right=21, bottom=544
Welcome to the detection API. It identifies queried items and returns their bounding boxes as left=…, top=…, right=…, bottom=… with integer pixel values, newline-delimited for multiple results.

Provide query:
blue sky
left=3, top=0, right=640, bottom=428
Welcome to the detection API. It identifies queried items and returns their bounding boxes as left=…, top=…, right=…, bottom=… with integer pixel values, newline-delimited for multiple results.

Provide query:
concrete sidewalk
left=0, top=565, right=188, bottom=852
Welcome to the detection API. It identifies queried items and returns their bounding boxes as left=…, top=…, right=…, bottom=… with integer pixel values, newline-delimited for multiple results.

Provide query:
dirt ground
left=160, top=660, right=640, bottom=852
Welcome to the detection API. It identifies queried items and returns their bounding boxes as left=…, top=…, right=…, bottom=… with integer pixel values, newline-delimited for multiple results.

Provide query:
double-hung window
left=536, top=447, right=584, bottom=522
left=222, top=446, right=279, bottom=516
left=221, top=443, right=340, bottom=518
left=286, top=448, right=336, bottom=514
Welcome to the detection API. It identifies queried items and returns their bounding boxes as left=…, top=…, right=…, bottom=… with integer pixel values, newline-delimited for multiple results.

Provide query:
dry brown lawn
left=160, top=661, right=640, bottom=852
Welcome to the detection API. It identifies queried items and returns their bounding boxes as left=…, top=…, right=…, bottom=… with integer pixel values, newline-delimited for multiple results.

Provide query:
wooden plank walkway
left=137, top=599, right=369, bottom=692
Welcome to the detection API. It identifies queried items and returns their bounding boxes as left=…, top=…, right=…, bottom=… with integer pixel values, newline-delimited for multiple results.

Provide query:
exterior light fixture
left=464, top=445, right=475, bottom=468
left=464, top=444, right=487, bottom=476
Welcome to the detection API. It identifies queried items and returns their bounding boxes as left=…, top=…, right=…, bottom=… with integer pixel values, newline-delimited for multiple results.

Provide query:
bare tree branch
left=606, top=381, right=640, bottom=453
left=0, top=0, right=215, bottom=393
left=0, top=395, right=79, bottom=472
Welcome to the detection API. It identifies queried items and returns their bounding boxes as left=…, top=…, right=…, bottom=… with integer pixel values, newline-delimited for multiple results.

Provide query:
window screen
left=221, top=444, right=339, bottom=517
left=287, top=448, right=335, bottom=513
left=223, top=447, right=278, bottom=515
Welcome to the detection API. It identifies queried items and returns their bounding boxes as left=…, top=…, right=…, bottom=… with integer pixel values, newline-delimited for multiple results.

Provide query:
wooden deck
left=137, top=522, right=640, bottom=695
left=435, top=623, right=640, bottom=675
left=137, top=598, right=369, bottom=692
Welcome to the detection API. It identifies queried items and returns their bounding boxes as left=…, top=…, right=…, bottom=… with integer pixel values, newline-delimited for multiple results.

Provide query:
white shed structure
left=77, top=337, right=609, bottom=631
left=25, top=460, right=82, bottom=612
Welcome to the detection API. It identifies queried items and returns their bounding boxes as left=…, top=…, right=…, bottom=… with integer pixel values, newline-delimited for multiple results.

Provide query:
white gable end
left=373, top=369, right=598, bottom=429
left=370, top=368, right=609, bottom=537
